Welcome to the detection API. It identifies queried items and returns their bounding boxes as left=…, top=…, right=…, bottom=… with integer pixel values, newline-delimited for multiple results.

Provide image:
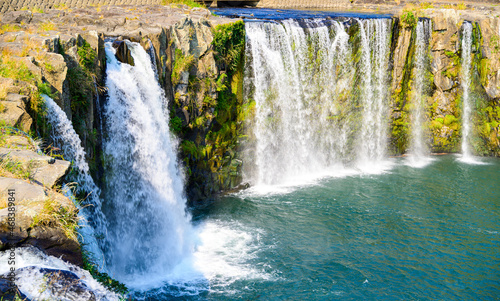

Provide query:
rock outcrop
left=0, top=177, right=82, bottom=266
left=0, top=148, right=70, bottom=188
left=389, top=8, right=500, bottom=155
left=0, top=93, right=32, bottom=133
left=112, top=40, right=135, bottom=66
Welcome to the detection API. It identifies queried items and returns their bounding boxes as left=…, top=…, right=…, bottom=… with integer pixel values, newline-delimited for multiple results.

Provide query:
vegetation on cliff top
left=161, top=0, right=206, bottom=8
left=169, top=20, right=247, bottom=202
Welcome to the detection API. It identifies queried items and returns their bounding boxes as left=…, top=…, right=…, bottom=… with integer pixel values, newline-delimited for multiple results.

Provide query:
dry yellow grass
left=37, top=21, right=57, bottom=32
left=0, top=24, right=22, bottom=35
left=0, top=84, right=7, bottom=100
left=30, top=197, right=81, bottom=241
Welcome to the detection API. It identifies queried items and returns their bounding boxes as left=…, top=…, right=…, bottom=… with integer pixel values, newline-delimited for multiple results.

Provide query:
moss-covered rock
left=168, top=20, right=246, bottom=206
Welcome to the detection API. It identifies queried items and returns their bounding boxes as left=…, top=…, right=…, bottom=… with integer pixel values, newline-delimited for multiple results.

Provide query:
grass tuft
left=0, top=24, right=22, bottom=35
left=0, top=154, right=36, bottom=180
left=30, top=197, right=81, bottom=241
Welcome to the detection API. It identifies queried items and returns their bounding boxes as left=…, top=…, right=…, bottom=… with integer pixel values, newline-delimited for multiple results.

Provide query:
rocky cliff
left=1, top=4, right=500, bottom=270
left=389, top=8, right=500, bottom=155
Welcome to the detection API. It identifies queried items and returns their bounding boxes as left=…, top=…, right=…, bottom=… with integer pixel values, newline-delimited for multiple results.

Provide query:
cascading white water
left=460, top=22, right=474, bottom=160
left=42, top=94, right=107, bottom=269
left=408, top=19, right=432, bottom=167
left=357, top=18, right=391, bottom=171
left=102, top=41, right=194, bottom=286
left=245, top=18, right=392, bottom=187
left=0, top=247, right=120, bottom=301
left=244, top=19, right=354, bottom=186
left=102, top=41, right=266, bottom=294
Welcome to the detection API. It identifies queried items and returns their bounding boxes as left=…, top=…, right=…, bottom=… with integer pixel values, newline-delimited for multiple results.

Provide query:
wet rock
left=112, top=40, right=135, bottom=66
left=15, top=267, right=96, bottom=300
left=0, top=277, right=31, bottom=301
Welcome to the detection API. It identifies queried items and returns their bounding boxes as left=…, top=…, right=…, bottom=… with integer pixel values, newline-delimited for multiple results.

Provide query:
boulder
left=0, top=180, right=82, bottom=266
left=0, top=148, right=70, bottom=188
left=0, top=93, right=32, bottom=132
left=40, top=52, right=68, bottom=98
left=112, top=40, right=135, bottom=66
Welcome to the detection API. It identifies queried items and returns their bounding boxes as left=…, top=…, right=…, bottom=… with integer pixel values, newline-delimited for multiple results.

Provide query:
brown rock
left=434, top=72, right=454, bottom=91
left=0, top=180, right=82, bottom=266
left=41, top=52, right=68, bottom=98
left=0, top=177, right=46, bottom=208
left=0, top=93, right=32, bottom=132
left=0, top=148, right=70, bottom=188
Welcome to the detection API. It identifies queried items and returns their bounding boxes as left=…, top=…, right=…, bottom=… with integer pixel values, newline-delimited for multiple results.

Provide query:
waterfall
left=357, top=18, right=391, bottom=171
left=102, top=41, right=193, bottom=286
left=146, top=39, right=159, bottom=80
left=460, top=22, right=473, bottom=160
left=407, top=19, right=432, bottom=167
left=245, top=19, right=351, bottom=186
left=244, top=18, right=392, bottom=187
left=42, top=94, right=107, bottom=270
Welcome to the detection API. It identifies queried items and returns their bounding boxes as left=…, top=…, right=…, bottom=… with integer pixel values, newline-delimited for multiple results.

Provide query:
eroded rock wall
left=1, top=5, right=500, bottom=210
left=389, top=9, right=500, bottom=156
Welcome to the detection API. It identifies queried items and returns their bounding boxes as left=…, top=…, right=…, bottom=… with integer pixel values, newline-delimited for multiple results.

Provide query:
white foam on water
left=128, top=220, right=270, bottom=297
left=405, top=155, right=435, bottom=168
left=456, top=154, right=489, bottom=165
left=244, top=161, right=396, bottom=197
left=193, top=221, right=270, bottom=291
left=0, top=247, right=120, bottom=301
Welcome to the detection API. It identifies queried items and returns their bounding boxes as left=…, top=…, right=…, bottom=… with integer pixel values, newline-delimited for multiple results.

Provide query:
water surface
left=211, top=7, right=391, bottom=21
left=178, top=156, right=500, bottom=300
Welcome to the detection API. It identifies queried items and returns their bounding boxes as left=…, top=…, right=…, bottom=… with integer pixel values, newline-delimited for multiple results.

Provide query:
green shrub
left=401, top=10, right=418, bottom=29
left=212, top=21, right=245, bottom=75
left=444, top=114, right=457, bottom=126
left=171, top=49, right=195, bottom=86
left=81, top=250, right=128, bottom=296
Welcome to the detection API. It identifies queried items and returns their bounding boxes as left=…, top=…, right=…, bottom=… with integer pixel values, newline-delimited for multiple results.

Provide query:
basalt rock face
left=1, top=5, right=500, bottom=213
left=389, top=9, right=500, bottom=156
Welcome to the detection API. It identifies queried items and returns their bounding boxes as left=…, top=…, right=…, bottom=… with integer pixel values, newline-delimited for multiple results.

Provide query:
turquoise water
left=200, top=156, right=499, bottom=300
left=145, top=156, right=500, bottom=300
